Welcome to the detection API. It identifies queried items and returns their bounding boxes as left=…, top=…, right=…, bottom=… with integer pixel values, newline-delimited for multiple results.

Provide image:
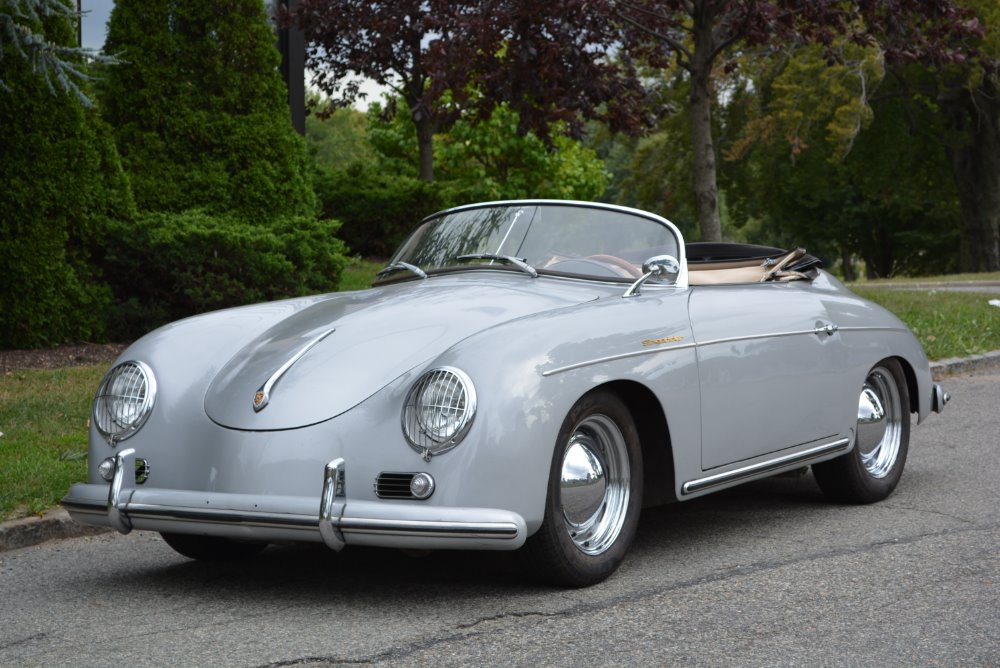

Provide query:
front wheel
left=160, top=532, right=268, bottom=561
left=525, top=391, right=643, bottom=587
left=813, top=359, right=911, bottom=504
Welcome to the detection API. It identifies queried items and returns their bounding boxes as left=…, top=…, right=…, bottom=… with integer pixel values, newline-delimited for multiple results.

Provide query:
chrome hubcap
left=559, top=414, right=630, bottom=555
left=856, top=366, right=902, bottom=478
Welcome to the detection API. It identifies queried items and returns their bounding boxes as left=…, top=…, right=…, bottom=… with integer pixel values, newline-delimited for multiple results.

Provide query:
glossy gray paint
left=64, top=202, right=938, bottom=552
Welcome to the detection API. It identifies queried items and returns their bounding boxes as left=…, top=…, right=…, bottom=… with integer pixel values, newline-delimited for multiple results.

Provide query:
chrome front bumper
left=62, top=449, right=527, bottom=551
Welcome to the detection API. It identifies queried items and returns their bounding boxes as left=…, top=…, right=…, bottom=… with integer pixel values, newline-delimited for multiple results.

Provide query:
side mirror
left=624, top=255, right=680, bottom=297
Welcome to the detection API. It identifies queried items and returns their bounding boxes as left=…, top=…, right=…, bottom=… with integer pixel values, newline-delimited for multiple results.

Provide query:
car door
left=689, top=282, right=845, bottom=470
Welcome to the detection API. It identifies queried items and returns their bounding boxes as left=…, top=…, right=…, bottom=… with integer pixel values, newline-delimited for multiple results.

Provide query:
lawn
left=1, top=274, right=997, bottom=521
left=339, top=257, right=382, bottom=291
left=1, top=365, right=104, bottom=520
left=853, top=287, right=1000, bottom=361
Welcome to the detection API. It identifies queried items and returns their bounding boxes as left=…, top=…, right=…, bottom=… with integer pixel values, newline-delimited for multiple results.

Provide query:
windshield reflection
left=384, top=203, right=679, bottom=282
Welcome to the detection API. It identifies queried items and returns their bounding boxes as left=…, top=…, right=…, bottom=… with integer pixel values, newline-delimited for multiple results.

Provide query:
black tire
left=160, top=532, right=268, bottom=561
left=813, top=358, right=911, bottom=504
left=525, top=390, right=643, bottom=587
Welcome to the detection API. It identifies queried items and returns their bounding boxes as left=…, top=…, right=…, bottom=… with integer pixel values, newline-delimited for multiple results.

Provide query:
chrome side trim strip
left=541, top=328, right=821, bottom=378
left=540, top=321, right=900, bottom=378
left=254, top=327, right=336, bottom=412
left=836, top=326, right=907, bottom=334
left=541, top=343, right=697, bottom=377
left=697, top=328, right=824, bottom=348
left=681, top=437, right=851, bottom=495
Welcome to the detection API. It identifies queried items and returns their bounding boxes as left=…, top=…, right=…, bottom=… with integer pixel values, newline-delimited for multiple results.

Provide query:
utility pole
left=277, top=0, right=305, bottom=135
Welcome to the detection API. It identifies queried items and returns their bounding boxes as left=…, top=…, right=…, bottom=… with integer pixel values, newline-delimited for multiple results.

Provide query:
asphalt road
left=2, top=373, right=997, bottom=667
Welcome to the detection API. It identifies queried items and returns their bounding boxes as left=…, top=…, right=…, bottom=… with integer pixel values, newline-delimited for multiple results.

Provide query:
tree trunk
left=689, top=12, right=722, bottom=242
left=414, top=114, right=435, bottom=182
left=942, top=76, right=1000, bottom=272
left=840, top=248, right=857, bottom=282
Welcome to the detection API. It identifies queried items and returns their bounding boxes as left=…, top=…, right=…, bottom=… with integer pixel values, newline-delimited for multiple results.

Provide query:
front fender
left=423, top=287, right=699, bottom=530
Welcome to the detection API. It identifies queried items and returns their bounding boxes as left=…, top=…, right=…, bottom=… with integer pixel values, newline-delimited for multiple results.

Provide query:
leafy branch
left=0, top=0, right=116, bottom=106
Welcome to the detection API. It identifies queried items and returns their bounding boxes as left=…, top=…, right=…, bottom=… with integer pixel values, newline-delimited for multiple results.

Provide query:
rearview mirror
left=624, top=255, right=680, bottom=297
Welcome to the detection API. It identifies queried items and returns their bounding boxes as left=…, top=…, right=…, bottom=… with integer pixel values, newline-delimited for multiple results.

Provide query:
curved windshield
left=385, top=203, right=680, bottom=282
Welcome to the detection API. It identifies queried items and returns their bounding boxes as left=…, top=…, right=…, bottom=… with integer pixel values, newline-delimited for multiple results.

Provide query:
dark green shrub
left=100, top=211, right=347, bottom=338
left=0, top=3, right=134, bottom=349
left=314, top=162, right=446, bottom=257
left=100, top=0, right=317, bottom=222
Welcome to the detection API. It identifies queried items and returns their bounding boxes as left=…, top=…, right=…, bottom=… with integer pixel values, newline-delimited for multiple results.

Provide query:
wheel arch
left=593, top=379, right=677, bottom=507
left=891, top=354, right=921, bottom=415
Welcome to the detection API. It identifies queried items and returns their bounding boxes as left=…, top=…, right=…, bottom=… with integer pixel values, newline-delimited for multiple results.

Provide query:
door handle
left=815, top=323, right=839, bottom=337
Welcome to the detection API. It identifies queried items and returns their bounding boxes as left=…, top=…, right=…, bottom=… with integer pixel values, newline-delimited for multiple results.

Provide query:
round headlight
left=93, top=361, right=156, bottom=444
left=402, top=367, right=476, bottom=458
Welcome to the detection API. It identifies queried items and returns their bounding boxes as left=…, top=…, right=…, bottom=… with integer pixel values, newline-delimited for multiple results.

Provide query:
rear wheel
left=813, top=359, right=910, bottom=504
left=160, top=532, right=267, bottom=561
left=526, top=391, right=643, bottom=587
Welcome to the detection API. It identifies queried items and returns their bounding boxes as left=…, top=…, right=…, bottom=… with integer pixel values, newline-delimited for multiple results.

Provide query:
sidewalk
left=3, top=350, right=999, bottom=553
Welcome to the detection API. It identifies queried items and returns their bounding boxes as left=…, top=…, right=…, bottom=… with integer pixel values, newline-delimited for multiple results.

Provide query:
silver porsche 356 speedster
left=64, top=200, right=948, bottom=586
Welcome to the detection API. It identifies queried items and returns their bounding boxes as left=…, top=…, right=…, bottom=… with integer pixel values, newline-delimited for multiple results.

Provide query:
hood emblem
left=252, top=328, right=336, bottom=413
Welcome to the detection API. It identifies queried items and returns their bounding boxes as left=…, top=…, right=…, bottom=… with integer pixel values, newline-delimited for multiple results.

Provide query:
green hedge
left=100, top=0, right=318, bottom=222
left=0, top=6, right=134, bottom=349
left=99, top=211, right=348, bottom=339
left=314, top=163, right=446, bottom=258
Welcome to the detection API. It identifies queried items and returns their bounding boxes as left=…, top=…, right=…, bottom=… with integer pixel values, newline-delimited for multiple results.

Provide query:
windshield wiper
left=455, top=254, right=538, bottom=278
left=376, top=261, right=427, bottom=280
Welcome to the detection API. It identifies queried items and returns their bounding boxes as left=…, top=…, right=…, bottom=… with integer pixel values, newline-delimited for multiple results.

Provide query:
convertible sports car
left=64, top=200, right=948, bottom=586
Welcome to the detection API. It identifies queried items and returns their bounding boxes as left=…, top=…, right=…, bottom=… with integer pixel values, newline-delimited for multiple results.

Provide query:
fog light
left=98, top=457, right=116, bottom=482
left=409, top=472, right=435, bottom=500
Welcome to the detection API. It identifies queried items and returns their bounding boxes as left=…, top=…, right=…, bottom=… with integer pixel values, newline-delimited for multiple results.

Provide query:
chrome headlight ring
left=93, top=360, right=157, bottom=445
left=402, top=367, right=477, bottom=460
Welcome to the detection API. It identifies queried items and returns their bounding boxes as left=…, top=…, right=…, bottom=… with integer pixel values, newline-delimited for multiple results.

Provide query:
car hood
left=204, top=276, right=597, bottom=430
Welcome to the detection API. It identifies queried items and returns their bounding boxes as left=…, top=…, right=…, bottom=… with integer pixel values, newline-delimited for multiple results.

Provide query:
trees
left=0, top=0, right=134, bottom=348
left=617, top=0, right=986, bottom=242
left=941, top=68, right=999, bottom=271
left=292, top=0, right=646, bottom=183
left=926, top=0, right=999, bottom=271
left=100, top=0, right=317, bottom=221
left=311, top=97, right=609, bottom=256
left=292, top=0, right=469, bottom=182
left=723, top=73, right=962, bottom=278
left=94, top=0, right=349, bottom=336
left=0, top=0, right=113, bottom=106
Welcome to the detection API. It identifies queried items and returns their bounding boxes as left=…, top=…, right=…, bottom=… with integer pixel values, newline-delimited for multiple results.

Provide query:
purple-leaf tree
left=291, top=0, right=648, bottom=182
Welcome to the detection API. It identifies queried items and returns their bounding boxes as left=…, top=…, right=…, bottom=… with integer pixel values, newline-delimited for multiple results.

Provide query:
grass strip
left=852, top=287, right=1000, bottom=362
left=339, top=257, right=382, bottom=291
left=0, top=365, right=104, bottom=520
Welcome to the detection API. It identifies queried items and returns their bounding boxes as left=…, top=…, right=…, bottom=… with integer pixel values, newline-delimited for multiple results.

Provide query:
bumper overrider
left=931, top=383, right=950, bottom=414
left=62, top=449, right=527, bottom=551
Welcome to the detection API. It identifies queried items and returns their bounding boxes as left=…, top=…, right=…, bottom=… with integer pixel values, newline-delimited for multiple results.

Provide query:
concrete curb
left=3, top=350, right=999, bottom=553
left=930, top=350, right=1000, bottom=379
left=0, top=507, right=109, bottom=552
